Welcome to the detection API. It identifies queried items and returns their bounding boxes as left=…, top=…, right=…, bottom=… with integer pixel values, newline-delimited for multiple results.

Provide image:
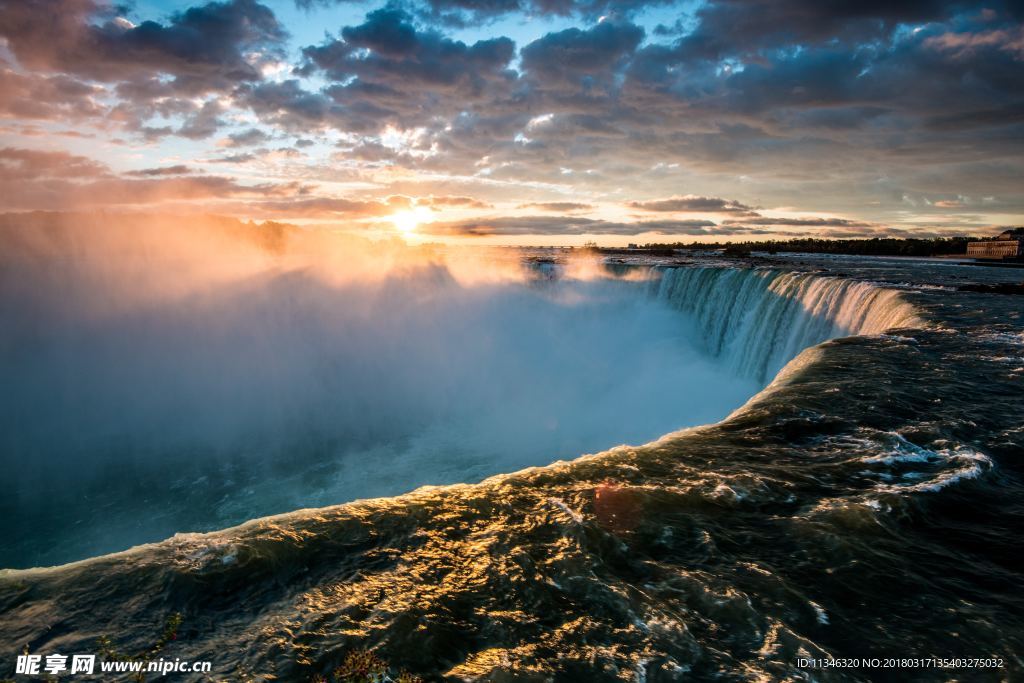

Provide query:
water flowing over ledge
left=650, top=266, right=923, bottom=383
left=3, top=258, right=1023, bottom=682
left=1, top=262, right=926, bottom=570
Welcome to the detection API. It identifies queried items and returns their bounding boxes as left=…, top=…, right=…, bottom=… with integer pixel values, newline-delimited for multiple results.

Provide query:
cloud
left=0, top=0, right=289, bottom=140
left=299, top=7, right=515, bottom=128
left=721, top=215, right=874, bottom=227
left=925, top=102, right=1024, bottom=130
left=420, top=195, right=493, bottom=209
left=206, top=147, right=304, bottom=164
left=124, top=165, right=194, bottom=177
left=296, top=0, right=672, bottom=26
left=628, top=195, right=754, bottom=212
left=0, top=147, right=109, bottom=180
left=208, top=152, right=259, bottom=164
left=420, top=215, right=728, bottom=236
left=924, top=25, right=1024, bottom=59
left=672, top=0, right=961, bottom=62
left=219, top=197, right=396, bottom=219
left=236, top=79, right=338, bottom=130
left=0, top=0, right=287, bottom=94
left=177, top=99, right=225, bottom=140
left=517, top=202, right=593, bottom=211
left=0, top=1, right=1022, bottom=235
left=0, top=67, right=106, bottom=121
left=225, top=128, right=272, bottom=147
left=521, top=21, right=644, bottom=90
left=0, top=147, right=306, bottom=210
left=0, top=176, right=303, bottom=210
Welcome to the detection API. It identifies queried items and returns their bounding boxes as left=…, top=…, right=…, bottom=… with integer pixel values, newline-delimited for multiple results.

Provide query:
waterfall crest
left=651, top=266, right=922, bottom=383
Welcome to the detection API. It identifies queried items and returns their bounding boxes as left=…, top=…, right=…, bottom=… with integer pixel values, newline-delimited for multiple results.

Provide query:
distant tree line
left=626, top=236, right=976, bottom=257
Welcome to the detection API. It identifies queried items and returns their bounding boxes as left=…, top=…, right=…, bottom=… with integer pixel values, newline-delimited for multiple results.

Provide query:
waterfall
left=651, top=266, right=922, bottom=383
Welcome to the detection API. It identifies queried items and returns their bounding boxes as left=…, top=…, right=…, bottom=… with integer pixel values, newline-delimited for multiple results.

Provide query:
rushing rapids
left=1, top=253, right=1023, bottom=682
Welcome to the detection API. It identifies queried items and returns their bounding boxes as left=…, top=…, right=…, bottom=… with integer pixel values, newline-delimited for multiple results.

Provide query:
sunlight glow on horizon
left=391, top=206, right=435, bottom=235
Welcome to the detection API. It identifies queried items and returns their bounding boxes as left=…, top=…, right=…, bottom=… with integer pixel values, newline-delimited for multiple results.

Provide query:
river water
left=1, top=249, right=1022, bottom=681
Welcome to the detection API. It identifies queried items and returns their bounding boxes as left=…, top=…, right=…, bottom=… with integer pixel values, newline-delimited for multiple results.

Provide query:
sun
left=390, top=207, right=433, bottom=235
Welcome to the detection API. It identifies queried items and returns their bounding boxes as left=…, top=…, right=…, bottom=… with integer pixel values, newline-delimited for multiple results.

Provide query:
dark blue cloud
left=0, top=0, right=287, bottom=92
left=673, top=0, right=957, bottom=61
left=302, top=7, right=515, bottom=85
left=297, top=7, right=515, bottom=128
left=297, top=0, right=674, bottom=26
left=2, top=0, right=1022, bottom=217
left=521, top=21, right=644, bottom=90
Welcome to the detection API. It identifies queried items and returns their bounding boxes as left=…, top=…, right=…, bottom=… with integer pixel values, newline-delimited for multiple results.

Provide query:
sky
left=0, top=0, right=1022, bottom=245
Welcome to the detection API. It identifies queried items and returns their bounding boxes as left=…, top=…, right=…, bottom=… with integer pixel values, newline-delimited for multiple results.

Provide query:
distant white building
left=967, top=229, right=1024, bottom=259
